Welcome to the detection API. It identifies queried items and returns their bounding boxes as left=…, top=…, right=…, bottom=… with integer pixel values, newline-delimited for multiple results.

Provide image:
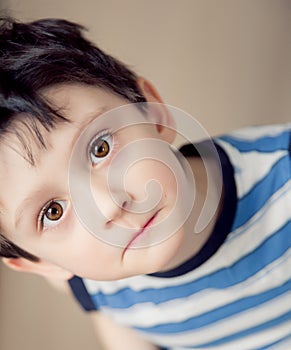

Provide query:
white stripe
left=267, top=336, right=291, bottom=350
left=215, top=138, right=288, bottom=198
left=228, top=179, right=291, bottom=241
left=145, top=292, right=291, bottom=347
left=215, top=180, right=291, bottom=264
left=236, top=150, right=287, bottom=198
left=213, top=321, right=291, bottom=350
left=225, top=123, right=291, bottom=141
left=102, top=250, right=291, bottom=328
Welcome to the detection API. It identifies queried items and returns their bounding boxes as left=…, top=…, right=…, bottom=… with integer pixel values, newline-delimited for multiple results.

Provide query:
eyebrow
left=14, top=107, right=109, bottom=230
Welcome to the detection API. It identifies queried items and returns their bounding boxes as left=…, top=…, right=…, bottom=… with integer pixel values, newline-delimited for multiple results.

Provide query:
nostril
left=105, top=219, right=113, bottom=228
left=121, top=200, right=128, bottom=210
left=105, top=200, right=128, bottom=228
left=103, top=192, right=132, bottom=227
left=119, top=192, right=133, bottom=212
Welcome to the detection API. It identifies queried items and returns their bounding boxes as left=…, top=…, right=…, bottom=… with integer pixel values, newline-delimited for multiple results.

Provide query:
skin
left=0, top=79, right=221, bottom=282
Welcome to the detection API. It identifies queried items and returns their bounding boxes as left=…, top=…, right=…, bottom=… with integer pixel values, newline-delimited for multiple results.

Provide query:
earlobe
left=2, top=257, right=73, bottom=281
left=137, top=77, right=177, bottom=144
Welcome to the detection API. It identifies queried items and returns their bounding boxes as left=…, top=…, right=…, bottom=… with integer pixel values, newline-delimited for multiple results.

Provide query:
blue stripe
left=194, top=310, right=291, bottom=348
left=226, top=181, right=290, bottom=243
left=135, top=283, right=290, bottom=334
left=219, top=130, right=290, bottom=153
left=232, top=154, right=290, bottom=230
left=91, top=221, right=291, bottom=309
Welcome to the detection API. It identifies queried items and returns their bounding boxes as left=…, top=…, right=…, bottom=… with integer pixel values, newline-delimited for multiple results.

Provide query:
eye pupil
left=46, top=202, right=63, bottom=221
left=93, top=140, right=110, bottom=158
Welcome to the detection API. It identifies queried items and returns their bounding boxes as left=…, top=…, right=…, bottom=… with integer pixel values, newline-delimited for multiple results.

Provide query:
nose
left=91, top=176, right=131, bottom=228
left=103, top=189, right=130, bottom=227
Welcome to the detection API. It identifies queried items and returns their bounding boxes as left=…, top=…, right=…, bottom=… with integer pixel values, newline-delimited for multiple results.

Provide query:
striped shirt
left=69, top=124, right=291, bottom=349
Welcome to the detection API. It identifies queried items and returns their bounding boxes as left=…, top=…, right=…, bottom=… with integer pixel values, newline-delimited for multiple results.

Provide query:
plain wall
left=0, top=1, right=290, bottom=349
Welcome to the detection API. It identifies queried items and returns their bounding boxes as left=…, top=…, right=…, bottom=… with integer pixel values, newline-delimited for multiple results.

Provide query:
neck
left=161, top=153, right=223, bottom=272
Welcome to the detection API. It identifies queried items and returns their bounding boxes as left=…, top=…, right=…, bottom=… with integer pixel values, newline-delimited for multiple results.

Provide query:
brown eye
left=89, top=132, right=113, bottom=165
left=92, top=139, right=110, bottom=158
left=39, top=200, right=67, bottom=230
left=45, top=202, right=63, bottom=221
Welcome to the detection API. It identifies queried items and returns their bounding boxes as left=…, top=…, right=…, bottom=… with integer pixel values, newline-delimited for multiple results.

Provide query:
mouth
left=122, top=211, right=159, bottom=258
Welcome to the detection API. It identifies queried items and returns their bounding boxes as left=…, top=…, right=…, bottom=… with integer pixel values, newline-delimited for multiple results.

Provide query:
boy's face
left=0, top=83, right=194, bottom=280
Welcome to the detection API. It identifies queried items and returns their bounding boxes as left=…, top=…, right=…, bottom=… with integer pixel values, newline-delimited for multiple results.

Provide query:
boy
left=0, top=16, right=290, bottom=349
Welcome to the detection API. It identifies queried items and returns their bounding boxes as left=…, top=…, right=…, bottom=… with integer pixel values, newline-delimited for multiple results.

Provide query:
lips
left=122, top=211, right=159, bottom=257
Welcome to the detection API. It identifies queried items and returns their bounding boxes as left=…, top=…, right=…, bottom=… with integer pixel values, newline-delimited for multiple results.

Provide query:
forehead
left=43, top=83, right=127, bottom=120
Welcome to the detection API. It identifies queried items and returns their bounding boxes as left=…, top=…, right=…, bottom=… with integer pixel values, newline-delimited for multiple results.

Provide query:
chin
left=123, top=230, right=184, bottom=276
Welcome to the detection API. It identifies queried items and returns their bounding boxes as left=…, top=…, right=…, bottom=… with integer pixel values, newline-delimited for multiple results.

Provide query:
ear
left=136, top=77, right=164, bottom=104
left=137, top=77, right=176, bottom=144
left=2, top=257, right=73, bottom=281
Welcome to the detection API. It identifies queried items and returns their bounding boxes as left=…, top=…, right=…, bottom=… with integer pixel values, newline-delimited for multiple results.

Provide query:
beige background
left=0, top=1, right=290, bottom=349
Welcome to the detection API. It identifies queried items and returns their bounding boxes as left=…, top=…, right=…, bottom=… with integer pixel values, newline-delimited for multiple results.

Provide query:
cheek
left=65, top=232, right=124, bottom=280
left=125, top=160, right=178, bottom=200
left=46, top=220, right=120, bottom=277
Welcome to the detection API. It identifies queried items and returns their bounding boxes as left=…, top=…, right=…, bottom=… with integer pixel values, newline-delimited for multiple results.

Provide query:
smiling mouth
left=122, top=211, right=159, bottom=258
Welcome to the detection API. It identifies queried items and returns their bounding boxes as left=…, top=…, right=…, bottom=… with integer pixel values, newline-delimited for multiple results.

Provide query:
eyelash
left=37, top=198, right=67, bottom=231
left=88, top=129, right=118, bottom=166
left=38, top=199, right=56, bottom=230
